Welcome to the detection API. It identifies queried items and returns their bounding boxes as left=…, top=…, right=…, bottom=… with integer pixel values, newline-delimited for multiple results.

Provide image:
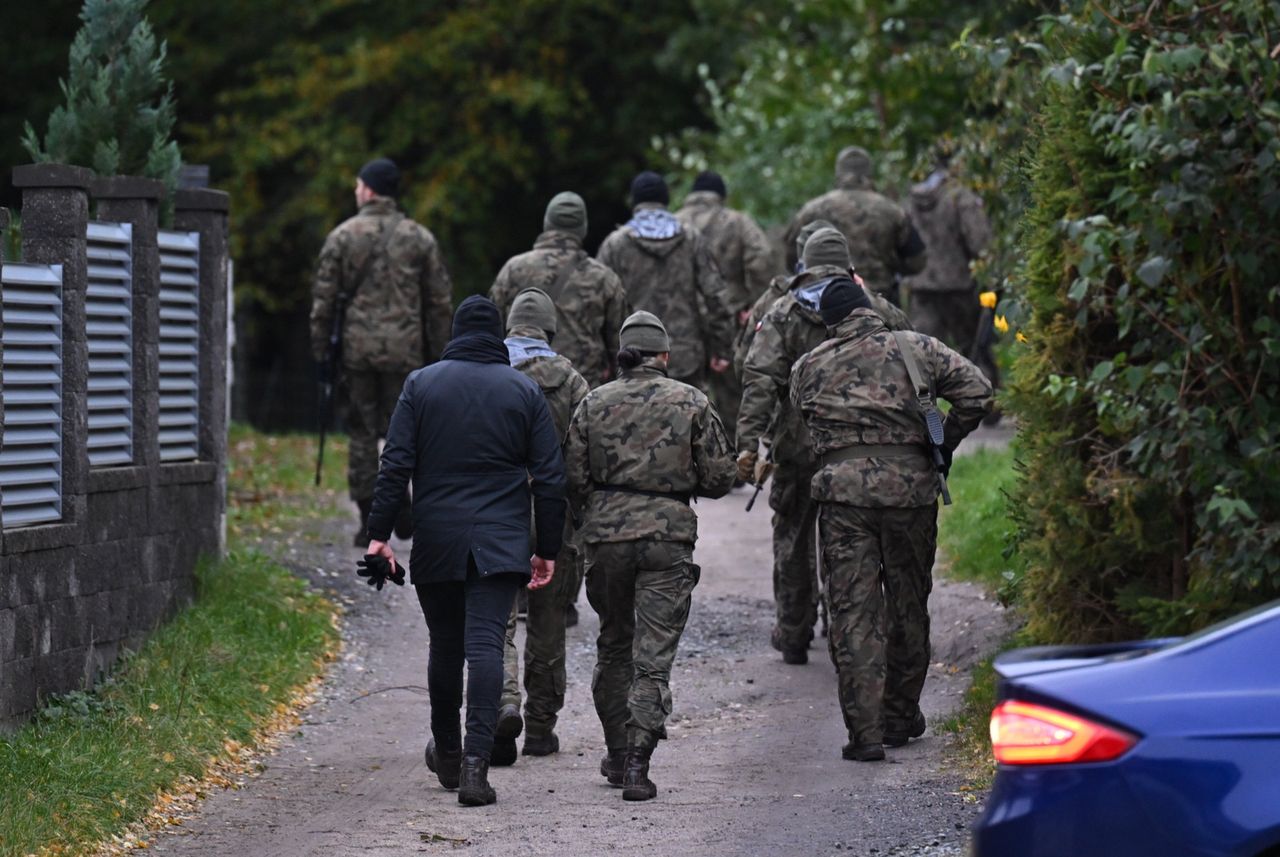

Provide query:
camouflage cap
left=507, top=287, right=557, bottom=336
left=796, top=218, right=836, bottom=261
left=619, top=310, right=670, bottom=353
left=544, top=191, right=588, bottom=240
left=835, top=146, right=873, bottom=188
left=803, top=227, right=852, bottom=270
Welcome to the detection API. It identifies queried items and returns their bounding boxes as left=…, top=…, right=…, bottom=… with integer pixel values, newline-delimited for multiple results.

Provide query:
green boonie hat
left=507, top=288, right=557, bottom=336
left=803, top=227, right=851, bottom=269
left=796, top=218, right=835, bottom=260
left=544, top=191, right=588, bottom=240
left=619, top=310, right=670, bottom=353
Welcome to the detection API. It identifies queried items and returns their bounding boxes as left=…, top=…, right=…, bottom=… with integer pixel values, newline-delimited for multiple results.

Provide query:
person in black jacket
left=364, top=295, right=568, bottom=807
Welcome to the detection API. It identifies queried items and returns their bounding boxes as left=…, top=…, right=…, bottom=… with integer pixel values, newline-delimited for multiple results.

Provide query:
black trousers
left=415, top=565, right=524, bottom=759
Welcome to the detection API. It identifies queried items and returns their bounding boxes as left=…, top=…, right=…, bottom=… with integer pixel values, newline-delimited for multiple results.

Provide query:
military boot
left=457, top=754, right=496, bottom=806
left=842, top=741, right=885, bottom=762
left=621, top=747, right=657, bottom=801
left=522, top=732, right=560, bottom=757
left=490, top=704, right=523, bottom=767
left=354, top=499, right=373, bottom=547
left=884, top=710, right=927, bottom=748
left=424, top=738, right=461, bottom=789
left=599, top=748, right=626, bottom=787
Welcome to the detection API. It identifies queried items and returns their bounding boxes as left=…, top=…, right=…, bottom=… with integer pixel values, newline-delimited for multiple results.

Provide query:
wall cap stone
left=174, top=188, right=229, bottom=213
left=12, top=164, right=95, bottom=190
left=87, top=466, right=150, bottom=493
left=93, top=176, right=165, bottom=201
left=1, top=521, right=80, bottom=557
left=157, top=461, right=219, bottom=485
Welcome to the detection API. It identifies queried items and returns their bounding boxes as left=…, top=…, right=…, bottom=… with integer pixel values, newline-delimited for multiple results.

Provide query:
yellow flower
left=1016, top=331, right=1028, bottom=343
left=994, top=315, right=1009, bottom=334
left=979, top=291, right=998, bottom=309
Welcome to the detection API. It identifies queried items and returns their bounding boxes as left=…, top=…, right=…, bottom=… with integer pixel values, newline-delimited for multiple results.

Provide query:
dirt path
left=150, top=426, right=1012, bottom=857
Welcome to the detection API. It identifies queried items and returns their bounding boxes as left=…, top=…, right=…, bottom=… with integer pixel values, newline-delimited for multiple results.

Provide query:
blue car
left=972, top=601, right=1280, bottom=857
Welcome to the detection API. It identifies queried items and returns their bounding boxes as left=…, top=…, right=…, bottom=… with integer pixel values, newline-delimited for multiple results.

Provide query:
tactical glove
left=736, top=451, right=758, bottom=484
left=357, top=554, right=406, bottom=591
left=940, top=446, right=954, bottom=478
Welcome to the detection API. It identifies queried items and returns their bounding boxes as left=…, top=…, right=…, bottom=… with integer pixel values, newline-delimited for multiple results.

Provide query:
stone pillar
left=12, top=164, right=93, bottom=532
left=94, top=177, right=164, bottom=471
left=173, top=189, right=230, bottom=555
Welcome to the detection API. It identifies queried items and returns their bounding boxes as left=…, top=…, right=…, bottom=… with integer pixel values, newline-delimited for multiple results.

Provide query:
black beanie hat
left=630, top=171, right=669, bottom=206
left=452, top=295, right=503, bottom=341
left=692, top=170, right=727, bottom=198
left=819, top=278, right=873, bottom=327
left=358, top=158, right=400, bottom=198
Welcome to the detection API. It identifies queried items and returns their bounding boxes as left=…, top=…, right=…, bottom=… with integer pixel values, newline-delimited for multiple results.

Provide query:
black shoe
left=600, top=748, right=626, bottom=787
left=353, top=499, right=373, bottom=548
left=523, top=732, right=560, bottom=756
left=425, top=738, right=461, bottom=790
left=781, top=648, right=808, bottom=665
left=621, top=748, right=657, bottom=801
left=458, top=754, right=496, bottom=806
left=490, top=704, right=523, bottom=767
left=884, top=711, right=927, bottom=748
left=565, top=603, right=579, bottom=628
left=842, top=742, right=886, bottom=762
left=393, top=489, right=413, bottom=540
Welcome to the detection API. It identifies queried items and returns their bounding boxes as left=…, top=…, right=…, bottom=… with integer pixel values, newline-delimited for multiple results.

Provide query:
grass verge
left=0, top=426, right=348, bottom=856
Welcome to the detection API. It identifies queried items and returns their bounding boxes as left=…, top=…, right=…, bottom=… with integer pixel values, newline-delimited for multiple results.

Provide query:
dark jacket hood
left=910, top=170, right=949, bottom=212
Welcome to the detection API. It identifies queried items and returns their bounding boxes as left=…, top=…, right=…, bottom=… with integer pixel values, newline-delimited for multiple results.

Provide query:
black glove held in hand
left=357, top=554, right=405, bottom=591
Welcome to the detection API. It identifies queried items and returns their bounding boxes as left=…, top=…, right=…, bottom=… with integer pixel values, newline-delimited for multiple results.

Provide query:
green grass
left=0, top=427, right=347, bottom=856
left=938, top=446, right=1023, bottom=589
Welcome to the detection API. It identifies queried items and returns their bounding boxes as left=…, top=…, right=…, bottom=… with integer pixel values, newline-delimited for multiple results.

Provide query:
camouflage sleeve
left=782, top=212, right=803, bottom=272
left=733, top=284, right=780, bottom=376
left=693, top=398, right=736, bottom=500
left=920, top=334, right=994, bottom=450
left=693, top=233, right=737, bottom=360
left=601, top=267, right=629, bottom=380
left=871, top=292, right=915, bottom=332
left=488, top=261, right=517, bottom=322
left=568, top=370, right=591, bottom=423
left=310, top=231, right=344, bottom=362
left=956, top=189, right=992, bottom=260
left=787, top=354, right=812, bottom=424
left=894, top=210, right=928, bottom=277
left=595, top=233, right=621, bottom=275
left=421, top=236, right=454, bottom=364
left=736, top=308, right=789, bottom=454
left=740, top=214, right=776, bottom=307
left=563, top=398, right=593, bottom=517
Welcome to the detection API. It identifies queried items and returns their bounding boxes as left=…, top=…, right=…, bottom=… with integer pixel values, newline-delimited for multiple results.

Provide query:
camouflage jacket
left=310, top=198, right=454, bottom=373
left=506, top=324, right=590, bottom=440
left=596, top=204, right=736, bottom=381
left=783, top=179, right=926, bottom=296
left=490, top=231, right=629, bottom=387
left=675, top=191, right=775, bottom=313
left=564, top=362, right=736, bottom=544
left=902, top=172, right=992, bottom=294
left=789, top=309, right=993, bottom=508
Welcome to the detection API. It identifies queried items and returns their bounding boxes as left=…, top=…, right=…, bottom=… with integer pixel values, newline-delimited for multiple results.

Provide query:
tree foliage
left=1004, top=0, right=1280, bottom=640
left=22, top=0, right=181, bottom=197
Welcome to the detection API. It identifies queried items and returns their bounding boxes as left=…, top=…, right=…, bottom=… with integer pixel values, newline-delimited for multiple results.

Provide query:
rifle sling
left=340, top=211, right=405, bottom=311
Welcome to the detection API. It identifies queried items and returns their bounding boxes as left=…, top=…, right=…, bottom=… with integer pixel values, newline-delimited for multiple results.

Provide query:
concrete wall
left=0, top=166, right=229, bottom=730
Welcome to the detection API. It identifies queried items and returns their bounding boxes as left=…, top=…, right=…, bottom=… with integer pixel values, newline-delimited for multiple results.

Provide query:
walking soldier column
left=564, top=311, right=735, bottom=801
left=789, top=279, right=991, bottom=762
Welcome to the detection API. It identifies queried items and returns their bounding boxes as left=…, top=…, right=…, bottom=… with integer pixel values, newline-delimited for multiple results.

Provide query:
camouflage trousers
left=707, top=366, right=742, bottom=448
left=500, top=543, right=581, bottom=737
left=909, top=290, right=999, bottom=387
left=817, top=502, right=937, bottom=745
left=769, top=461, right=820, bottom=652
left=344, top=368, right=405, bottom=501
left=585, top=539, right=700, bottom=752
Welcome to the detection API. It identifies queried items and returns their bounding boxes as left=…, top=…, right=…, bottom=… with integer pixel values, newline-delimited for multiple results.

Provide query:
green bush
left=1005, top=0, right=1280, bottom=640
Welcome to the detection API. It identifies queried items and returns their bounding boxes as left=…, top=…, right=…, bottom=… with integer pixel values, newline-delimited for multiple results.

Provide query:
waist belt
left=594, top=483, right=692, bottom=505
left=820, top=444, right=928, bottom=467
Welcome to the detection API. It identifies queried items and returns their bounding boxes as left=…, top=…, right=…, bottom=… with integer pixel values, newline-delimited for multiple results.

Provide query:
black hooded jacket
left=366, top=331, right=568, bottom=584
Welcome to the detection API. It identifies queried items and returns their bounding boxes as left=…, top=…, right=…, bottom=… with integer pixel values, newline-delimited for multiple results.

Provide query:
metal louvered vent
left=87, top=221, right=134, bottom=466
left=157, top=230, right=200, bottom=462
left=0, top=262, right=64, bottom=527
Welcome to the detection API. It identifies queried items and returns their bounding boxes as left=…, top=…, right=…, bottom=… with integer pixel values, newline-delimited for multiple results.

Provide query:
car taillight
left=990, top=700, right=1137, bottom=765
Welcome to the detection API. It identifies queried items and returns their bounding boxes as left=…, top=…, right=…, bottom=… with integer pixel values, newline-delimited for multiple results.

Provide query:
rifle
left=315, top=291, right=348, bottom=487
left=745, top=408, right=780, bottom=512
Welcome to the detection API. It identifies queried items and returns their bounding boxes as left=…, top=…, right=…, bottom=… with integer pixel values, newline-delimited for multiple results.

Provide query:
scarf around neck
left=441, top=332, right=511, bottom=365
left=626, top=208, right=682, bottom=240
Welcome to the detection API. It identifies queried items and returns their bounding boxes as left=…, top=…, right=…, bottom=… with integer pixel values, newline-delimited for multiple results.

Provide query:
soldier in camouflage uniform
left=737, top=228, right=913, bottom=665
left=310, top=158, right=454, bottom=545
left=783, top=146, right=927, bottom=305
left=489, top=192, right=630, bottom=388
left=789, top=280, right=992, bottom=761
left=563, top=311, right=735, bottom=801
left=676, top=171, right=775, bottom=443
left=597, top=172, right=736, bottom=390
left=902, top=161, right=998, bottom=384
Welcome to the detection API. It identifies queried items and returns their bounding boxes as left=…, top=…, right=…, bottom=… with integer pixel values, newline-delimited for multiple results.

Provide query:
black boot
left=393, top=489, right=414, bottom=540
left=842, top=741, right=886, bottom=762
left=354, top=499, right=373, bottom=547
left=424, top=738, right=461, bottom=790
left=522, top=732, right=560, bottom=756
left=599, top=748, right=626, bottom=787
left=884, top=710, right=927, bottom=748
left=490, top=703, right=523, bottom=767
left=621, top=748, right=657, bottom=801
left=457, top=754, right=496, bottom=806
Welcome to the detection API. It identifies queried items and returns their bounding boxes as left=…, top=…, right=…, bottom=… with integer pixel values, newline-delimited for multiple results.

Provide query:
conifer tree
left=23, top=0, right=181, bottom=197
